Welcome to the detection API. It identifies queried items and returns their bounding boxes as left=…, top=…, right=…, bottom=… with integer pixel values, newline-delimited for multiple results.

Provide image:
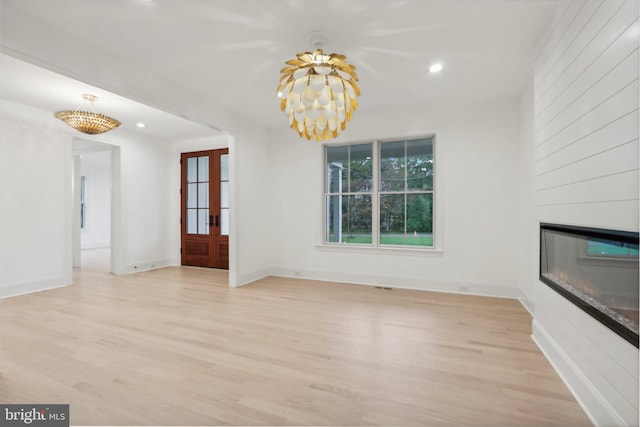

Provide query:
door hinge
left=180, top=248, right=182, bottom=254
left=179, top=217, right=182, bottom=224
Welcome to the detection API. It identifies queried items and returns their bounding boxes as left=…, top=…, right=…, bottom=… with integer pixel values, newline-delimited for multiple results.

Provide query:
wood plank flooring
left=0, top=267, right=592, bottom=426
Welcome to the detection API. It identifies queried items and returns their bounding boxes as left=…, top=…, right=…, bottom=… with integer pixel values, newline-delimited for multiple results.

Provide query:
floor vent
left=375, top=286, right=393, bottom=290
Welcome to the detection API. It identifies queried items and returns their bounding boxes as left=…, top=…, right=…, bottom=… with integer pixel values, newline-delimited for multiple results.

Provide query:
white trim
left=232, top=267, right=271, bottom=288
left=0, top=276, right=70, bottom=299
left=268, top=266, right=521, bottom=299
left=124, top=257, right=174, bottom=274
left=321, top=135, right=441, bottom=251
left=532, top=319, right=627, bottom=427
left=81, top=242, right=111, bottom=250
left=315, top=244, right=443, bottom=257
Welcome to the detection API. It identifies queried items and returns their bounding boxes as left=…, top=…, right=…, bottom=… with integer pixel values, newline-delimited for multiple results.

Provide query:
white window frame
left=321, top=135, right=442, bottom=254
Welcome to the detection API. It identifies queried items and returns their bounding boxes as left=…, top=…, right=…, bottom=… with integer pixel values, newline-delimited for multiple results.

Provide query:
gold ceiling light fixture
left=277, top=31, right=360, bottom=141
left=54, top=93, right=121, bottom=135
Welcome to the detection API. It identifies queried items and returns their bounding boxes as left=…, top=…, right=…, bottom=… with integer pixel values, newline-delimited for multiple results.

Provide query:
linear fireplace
left=540, top=223, right=639, bottom=347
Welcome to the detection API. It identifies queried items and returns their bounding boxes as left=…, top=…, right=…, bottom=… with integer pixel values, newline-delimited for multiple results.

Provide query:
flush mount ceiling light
left=54, top=93, right=121, bottom=135
left=277, top=31, right=360, bottom=141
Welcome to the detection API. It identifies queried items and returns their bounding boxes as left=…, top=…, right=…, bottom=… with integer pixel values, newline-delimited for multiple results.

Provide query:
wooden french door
left=181, top=149, right=229, bottom=269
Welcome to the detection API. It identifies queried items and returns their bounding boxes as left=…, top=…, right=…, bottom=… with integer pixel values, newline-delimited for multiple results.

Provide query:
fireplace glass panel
left=540, top=224, right=639, bottom=347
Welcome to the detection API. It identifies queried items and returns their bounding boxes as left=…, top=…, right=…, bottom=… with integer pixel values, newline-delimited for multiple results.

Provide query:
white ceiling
left=0, top=54, right=223, bottom=140
left=0, top=0, right=566, bottom=137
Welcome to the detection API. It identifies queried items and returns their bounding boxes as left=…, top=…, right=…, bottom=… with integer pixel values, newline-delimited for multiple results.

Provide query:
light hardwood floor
left=0, top=267, right=591, bottom=426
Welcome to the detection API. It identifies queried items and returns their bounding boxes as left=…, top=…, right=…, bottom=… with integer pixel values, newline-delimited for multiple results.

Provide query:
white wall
left=0, top=102, right=73, bottom=297
left=229, top=125, right=274, bottom=287
left=518, top=83, right=537, bottom=315
left=0, top=98, right=191, bottom=292
left=80, top=150, right=111, bottom=249
left=526, top=0, right=639, bottom=425
left=0, top=95, right=274, bottom=292
left=266, top=100, right=523, bottom=297
left=115, top=130, right=175, bottom=274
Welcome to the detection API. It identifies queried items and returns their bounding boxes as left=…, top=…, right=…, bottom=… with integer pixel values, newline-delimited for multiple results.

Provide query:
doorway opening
left=72, top=140, right=115, bottom=273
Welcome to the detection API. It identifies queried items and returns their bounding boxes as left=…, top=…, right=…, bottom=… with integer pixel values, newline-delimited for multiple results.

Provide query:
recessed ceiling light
left=429, top=63, right=443, bottom=73
left=136, top=122, right=146, bottom=128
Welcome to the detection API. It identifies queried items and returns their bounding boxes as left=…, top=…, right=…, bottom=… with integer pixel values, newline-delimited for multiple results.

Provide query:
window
left=324, top=137, right=435, bottom=248
left=586, top=238, right=639, bottom=257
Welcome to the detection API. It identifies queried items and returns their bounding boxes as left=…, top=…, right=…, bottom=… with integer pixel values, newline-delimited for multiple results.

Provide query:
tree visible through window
left=326, top=144, right=373, bottom=244
left=325, top=137, right=434, bottom=247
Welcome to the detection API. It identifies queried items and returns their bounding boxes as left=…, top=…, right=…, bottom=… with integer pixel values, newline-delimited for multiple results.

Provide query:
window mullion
left=372, top=140, right=379, bottom=247
left=404, top=141, right=408, bottom=237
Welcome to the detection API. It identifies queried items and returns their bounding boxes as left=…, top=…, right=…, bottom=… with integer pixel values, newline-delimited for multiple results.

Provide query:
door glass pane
left=380, top=194, right=405, bottom=245
left=198, top=156, right=209, bottom=182
left=198, top=209, right=209, bottom=235
left=220, top=208, right=229, bottom=235
left=407, top=138, right=434, bottom=191
left=220, top=182, right=229, bottom=209
left=187, top=183, right=197, bottom=208
left=220, top=154, right=229, bottom=181
left=187, top=157, right=197, bottom=183
left=187, top=209, right=197, bottom=234
left=198, top=183, right=209, bottom=208
left=380, top=140, right=406, bottom=191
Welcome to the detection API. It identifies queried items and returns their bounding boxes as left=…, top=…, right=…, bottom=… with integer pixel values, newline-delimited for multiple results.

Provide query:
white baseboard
left=231, top=267, right=271, bottom=288
left=268, top=266, right=520, bottom=299
left=124, top=258, right=174, bottom=275
left=81, top=242, right=110, bottom=250
left=518, top=296, right=535, bottom=316
left=0, top=275, right=71, bottom=299
left=531, top=319, right=625, bottom=427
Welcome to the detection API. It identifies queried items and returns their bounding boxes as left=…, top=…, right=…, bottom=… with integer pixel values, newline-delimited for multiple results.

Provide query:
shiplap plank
left=536, top=139, right=637, bottom=190
left=536, top=283, right=639, bottom=379
left=534, top=1, right=575, bottom=75
left=535, top=287, right=638, bottom=420
left=535, top=79, right=638, bottom=153
left=535, top=109, right=638, bottom=175
left=535, top=0, right=628, bottom=108
left=536, top=50, right=637, bottom=143
left=535, top=0, right=589, bottom=97
left=536, top=200, right=639, bottom=232
left=536, top=169, right=638, bottom=205
left=536, top=20, right=638, bottom=131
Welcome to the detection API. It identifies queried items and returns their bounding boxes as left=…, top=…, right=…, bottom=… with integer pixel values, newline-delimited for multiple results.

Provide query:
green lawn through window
left=341, top=234, right=433, bottom=246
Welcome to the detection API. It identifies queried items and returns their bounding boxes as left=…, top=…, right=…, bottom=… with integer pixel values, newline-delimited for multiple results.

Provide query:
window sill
left=315, top=244, right=444, bottom=257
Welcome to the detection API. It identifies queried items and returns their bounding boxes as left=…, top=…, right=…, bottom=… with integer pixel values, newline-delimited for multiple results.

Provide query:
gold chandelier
left=54, top=94, right=121, bottom=135
left=277, top=32, right=360, bottom=141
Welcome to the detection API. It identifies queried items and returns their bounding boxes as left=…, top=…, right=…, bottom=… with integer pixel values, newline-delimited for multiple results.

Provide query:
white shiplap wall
left=531, top=0, right=639, bottom=426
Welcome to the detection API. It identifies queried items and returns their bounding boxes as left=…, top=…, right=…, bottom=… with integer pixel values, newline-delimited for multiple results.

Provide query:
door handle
left=209, top=215, right=213, bottom=228
left=215, top=215, right=219, bottom=227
